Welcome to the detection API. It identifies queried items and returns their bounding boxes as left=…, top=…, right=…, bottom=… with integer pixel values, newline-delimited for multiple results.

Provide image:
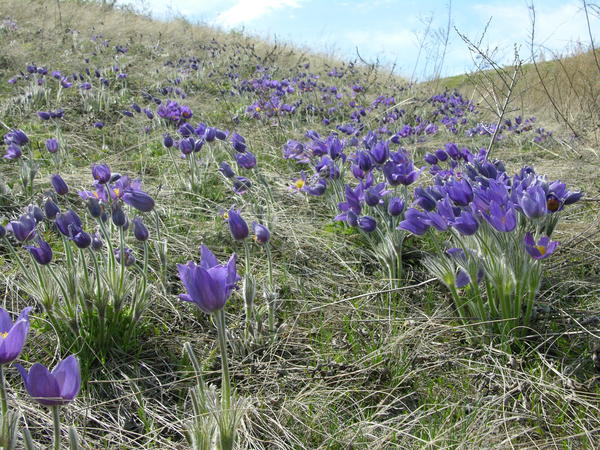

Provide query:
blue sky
left=116, top=0, right=599, bottom=78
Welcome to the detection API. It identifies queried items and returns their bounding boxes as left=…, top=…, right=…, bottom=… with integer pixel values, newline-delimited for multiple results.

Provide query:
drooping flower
left=0, top=307, right=32, bottom=365
left=7, top=215, right=37, bottom=242
left=50, top=174, right=69, bottom=196
left=133, top=217, right=149, bottom=241
left=227, top=209, right=249, bottom=241
left=91, top=164, right=111, bottom=184
left=15, top=355, right=81, bottom=406
left=252, top=222, right=270, bottom=244
left=115, top=247, right=136, bottom=266
left=3, top=144, right=22, bottom=160
left=178, top=245, right=240, bottom=314
left=234, top=151, right=257, bottom=169
left=45, top=138, right=59, bottom=154
left=25, top=240, right=53, bottom=265
left=524, top=233, right=559, bottom=260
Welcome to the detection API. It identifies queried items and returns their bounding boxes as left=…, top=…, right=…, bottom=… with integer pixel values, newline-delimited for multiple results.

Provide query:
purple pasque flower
left=25, top=239, right=53, bottom=265
left=219, top=162, right=235, bottom=178
left=370, top=141, right=389, bottom=165
left=382, top=160, right=421, bottom=186
left=108, top=176, right=155, bottom=212
left=3, top=144, right=22, bottom=160
left=235, top=151, right=257, bottom=169
left=357, top=216, right=377, bottom=232
left=15, top=355, right=81, bottom=406
left=387, top=197, right=405, bottom=216
left=364, top=183, right=388, bottom=207
left=133, top=217, right=149, bottom=241
left=50, top=174, right=69, bottom=195
left=483, top=201, right=517, bottom=232
left=453, top=210, right=479, bottom=235
left=91, top=164, right=111, bottom=184
left=4, top=129, right=29, bottom=146
left=54, top=210, right=82, bottom=237
left=335, top=184, right=363, bottom=223
left=397, top=208, right=430, bottom=235
left=7, top=215, right=37, bottom=242
left=44, top=199, right=60, bottom=220
left=0, top=224, right=4, bottom=239
left=524, top=233, right=559, bottom=260
left=0, top=307, right=32, bottom=364
left=230, top=133, right=247, bottom=153
left=518, top=185, right=547, bottom=219
left=115, top=247, right=136, bottom=266
left=226, top=209, right=249, bottom=240
left=445, top=178, right=473, bottom=206
left=177, top=245, right=240, bottom=313
left=253, top=222, right=270, bottom=244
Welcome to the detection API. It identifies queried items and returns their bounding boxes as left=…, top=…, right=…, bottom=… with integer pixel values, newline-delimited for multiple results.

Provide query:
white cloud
left=215, top=0, right=304, bottom=28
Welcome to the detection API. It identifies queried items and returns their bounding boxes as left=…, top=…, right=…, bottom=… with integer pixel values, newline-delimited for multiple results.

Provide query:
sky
left=115, top=0, right=599, bottom=79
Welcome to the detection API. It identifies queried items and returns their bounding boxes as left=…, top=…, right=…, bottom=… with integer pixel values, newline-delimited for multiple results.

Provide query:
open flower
left=0, top=307, right=32, bottom=365
left=16, top=355, right=81, bottom=406
left=524, top=233, right=558, bottom=260
left=177, top=245, right=240, bottom=314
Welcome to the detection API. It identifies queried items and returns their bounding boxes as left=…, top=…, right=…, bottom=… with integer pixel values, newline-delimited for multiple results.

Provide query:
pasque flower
left=50, top=174, right=69, bottom=196
left=524, top=233, right=559, bottom=260
left=7, top=215, right=37, bottom=242
left=16, top=355, right=81, bottom=406
left=227, top=209, right=249, bottom=241
left=252, top=222, right=270, bottom=244
left=25, top=240, right=53, bottom=265
left=0, top=307, right=32, bottom=365
left=178, top=245, right=240, bottom=313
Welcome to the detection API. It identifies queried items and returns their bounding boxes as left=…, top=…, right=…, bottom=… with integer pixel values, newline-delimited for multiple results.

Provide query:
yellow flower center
left=113, top=188, right=120, bottom=197
left=535, top=245, right=547, bottom=256
left=255, top=106, right=261, bottom=112
left=0, top=332, right=8, bottom=339
left=222, top=212, right=229, bottom=220
left=294, top=179, right=305, bottom=190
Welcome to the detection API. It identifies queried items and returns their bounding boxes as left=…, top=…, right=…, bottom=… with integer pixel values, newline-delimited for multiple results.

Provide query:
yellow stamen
left=113, top=188, right=120, bottom=197
left=535, top=245, right=547, bottom=256
left=294, top=179, right=305, bottom=190
left=222, top=212, right=229, bottom=220
left=0, top=332, right=8, bottom=339
left=255, top=106, right=261, bottom=112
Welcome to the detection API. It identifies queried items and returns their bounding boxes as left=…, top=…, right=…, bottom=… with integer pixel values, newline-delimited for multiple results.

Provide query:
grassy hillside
left=0, top=0, right=599, bottom=448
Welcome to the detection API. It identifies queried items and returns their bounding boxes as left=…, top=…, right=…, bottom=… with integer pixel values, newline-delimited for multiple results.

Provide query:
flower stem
left=52, top=405, right=61, bottom=450
left=0, top=365, right=7, bottom=448
left=214, top=309, right=231, bottom=413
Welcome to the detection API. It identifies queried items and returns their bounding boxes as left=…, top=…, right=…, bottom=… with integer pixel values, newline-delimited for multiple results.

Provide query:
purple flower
left=163, top=134, right=173, bottom=148
left=383, top=161, right=421, bottom=186
left=7, top=215, right=37, bottom=242
left=227, top=209, right=249, bottom=240
left=44, top=200, right=60, bottom=220
left=397, top=209, right=430, bottom=235
left=25, top=240, right=53, bottom=265
left=16, top=355, right=81, bottom=406
left=357, top=216, right=377, bottom=232
left=177, top=245, right=240, bottom=313
left=524, top=233, right=558, bottom=260
left=219, top=162, right=235, bottom=178
left=235, top=151, right=257, bottom=169
left=4, top=129, right=29, bottom=146
left=91, top=164, right=111, bottom=184
left=133, top=217, right=149, bottom=241
left=45, top=138, right=59, bottom=154
left=37, top=111, right=51, bottom=120
left=387, top=197, right=405, bottom=216
left=483, top=201, right=516, bottom=232
left=253, top=222, right=270, bottom=244
left=518, top=185, right=547, bottom=218
left=0, top=225, right=4, bottom=239
left=115, top=247, right=135, bottom=266
left=50, top=174, right=69, bottom=195
left=0, top=307, right=32, bottom=364
left=231, top=133, right=247, bottom=153
left=453, top=211, right=479, bottom=235
left=3, top=144, right=22, bottom=160
left=54, top=210, right=82, bottom=237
